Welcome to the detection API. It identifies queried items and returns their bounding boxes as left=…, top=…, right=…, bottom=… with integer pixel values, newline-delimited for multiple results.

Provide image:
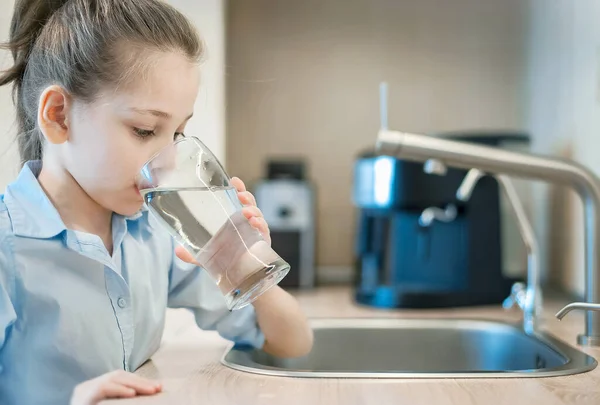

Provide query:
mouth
left=133, top=185, right=144, bottom=201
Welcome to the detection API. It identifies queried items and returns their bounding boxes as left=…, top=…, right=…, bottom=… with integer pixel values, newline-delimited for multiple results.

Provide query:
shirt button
left=117, top=297, right=127, bottom=309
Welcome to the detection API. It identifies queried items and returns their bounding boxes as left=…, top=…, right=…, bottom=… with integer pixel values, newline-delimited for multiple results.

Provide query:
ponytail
left=0, top=0, right=70, bottom=164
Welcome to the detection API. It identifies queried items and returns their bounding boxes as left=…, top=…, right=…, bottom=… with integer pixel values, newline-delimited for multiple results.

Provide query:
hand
left=70, top=370, right=162, bottom=405
left=231, top=176, right=271, bottom=245
left=175, top=176, right=271, bottom=263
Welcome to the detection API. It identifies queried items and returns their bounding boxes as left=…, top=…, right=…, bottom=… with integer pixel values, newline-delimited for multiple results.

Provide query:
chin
left=128, top=202, right=145, bottom=217
left=112, top=200, right=145, bottom=217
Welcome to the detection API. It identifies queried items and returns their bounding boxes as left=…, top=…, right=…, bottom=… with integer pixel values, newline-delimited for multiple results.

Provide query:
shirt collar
left=3, top=161, right=149, bottom=239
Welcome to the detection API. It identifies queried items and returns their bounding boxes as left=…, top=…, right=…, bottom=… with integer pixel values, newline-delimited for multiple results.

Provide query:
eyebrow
left=131, top=108, right=193, bottom=121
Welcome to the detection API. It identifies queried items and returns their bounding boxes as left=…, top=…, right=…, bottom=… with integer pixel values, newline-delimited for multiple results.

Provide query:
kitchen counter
left=103, top=287, right=600, bottom=405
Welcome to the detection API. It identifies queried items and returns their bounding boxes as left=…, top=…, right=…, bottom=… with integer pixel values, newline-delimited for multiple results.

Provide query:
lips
left=132, top=185, right=144, bottom=202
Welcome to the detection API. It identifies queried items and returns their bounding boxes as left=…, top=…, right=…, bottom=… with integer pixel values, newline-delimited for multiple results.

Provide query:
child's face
left=62, top=51, right=200, bottom=216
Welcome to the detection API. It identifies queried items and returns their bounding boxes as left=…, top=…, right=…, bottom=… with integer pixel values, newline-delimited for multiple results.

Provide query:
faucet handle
left=555, top=302, right=600, bottom=320
left=418, top=204, right=457, bottom=227
left=456, top=168, right=485, bottom=202
left=502, top=282, right=527, bottom=310
left=423, top=159, right=447, bottom=176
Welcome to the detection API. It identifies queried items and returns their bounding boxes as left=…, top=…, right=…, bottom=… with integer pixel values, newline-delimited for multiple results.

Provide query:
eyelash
left=133, top=128, right=155, bottom=138
left=133, top=128, right=186, bottom=140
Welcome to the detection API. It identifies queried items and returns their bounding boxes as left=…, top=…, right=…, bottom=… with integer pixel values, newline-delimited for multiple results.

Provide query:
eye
left=174, top=132, right=186, bottom=140
left=133, top=127, right=155, bottom=138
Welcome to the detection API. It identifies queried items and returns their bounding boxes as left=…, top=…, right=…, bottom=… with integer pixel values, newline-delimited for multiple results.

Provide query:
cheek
left=66, top=105, right=174, bottom=195
left=67, top=115, right=139, bottom=185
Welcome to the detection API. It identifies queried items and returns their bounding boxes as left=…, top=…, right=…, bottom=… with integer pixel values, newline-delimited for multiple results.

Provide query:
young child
left=0, top=1, right=313, bottom=404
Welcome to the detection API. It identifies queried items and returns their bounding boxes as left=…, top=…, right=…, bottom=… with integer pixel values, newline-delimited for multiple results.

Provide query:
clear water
left=143, top=186, right=243, bottom=251
left=143, top=186, right=289, bottom=308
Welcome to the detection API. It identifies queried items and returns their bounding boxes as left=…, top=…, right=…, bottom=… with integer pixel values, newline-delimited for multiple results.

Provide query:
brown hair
left=0, top=0, right=203, bottom=165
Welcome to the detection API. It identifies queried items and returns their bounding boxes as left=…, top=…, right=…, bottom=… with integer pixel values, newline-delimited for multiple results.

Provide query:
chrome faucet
left=376, top=129, right=600, bottom=346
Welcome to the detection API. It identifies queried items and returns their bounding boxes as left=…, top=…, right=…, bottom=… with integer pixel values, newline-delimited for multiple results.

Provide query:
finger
left=238, top=191, right=257, bottom=207
left=230, top=177, right=246, bottom=192
left=175, top=246, right=199, bottom=265
left=250, top=217, right=271, bottom=243
left=249, top=216, right=268, bottom=232
left=110, top=372, right=162, bottom=395
left=242, top=206, right=263, bottom=220
left=97, top=382, right=137, bottom=400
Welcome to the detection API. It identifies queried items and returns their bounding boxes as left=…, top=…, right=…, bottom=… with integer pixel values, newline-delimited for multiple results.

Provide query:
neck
left=37, top=159, right=114, bottom=254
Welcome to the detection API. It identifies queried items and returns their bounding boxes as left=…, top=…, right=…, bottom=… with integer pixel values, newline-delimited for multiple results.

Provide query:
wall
left=169, top=0, right=226, bottom=163
left=525, top=0, right=600, bottom=297
left=226, top=0, right=529, bottom=272
left=0, top=0, right=226, bottom=190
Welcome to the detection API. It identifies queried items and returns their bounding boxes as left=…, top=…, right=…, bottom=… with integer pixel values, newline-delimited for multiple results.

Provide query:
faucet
left=556, top=303, right=600, bottom=320
left=376, top=129, right=600, bottom=346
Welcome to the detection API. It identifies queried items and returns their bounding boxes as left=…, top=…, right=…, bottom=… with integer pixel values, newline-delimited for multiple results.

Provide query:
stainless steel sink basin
left=222, top=318, right=597, bottom=378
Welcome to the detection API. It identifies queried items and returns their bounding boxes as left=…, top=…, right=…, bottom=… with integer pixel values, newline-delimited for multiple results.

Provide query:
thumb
left=175, top=246, right=199, bottom=265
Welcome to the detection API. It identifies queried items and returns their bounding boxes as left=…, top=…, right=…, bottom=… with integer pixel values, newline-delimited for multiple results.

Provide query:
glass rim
left=136, top=135, right=231, bottom=191
left=139, top=135, right=207, bottom=173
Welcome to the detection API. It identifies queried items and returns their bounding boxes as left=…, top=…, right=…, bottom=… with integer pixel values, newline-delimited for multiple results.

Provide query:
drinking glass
left=137, top=136, right=290, bottom=310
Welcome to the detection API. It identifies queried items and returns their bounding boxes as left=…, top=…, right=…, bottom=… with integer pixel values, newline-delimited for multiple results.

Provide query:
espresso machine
left=253, top=160, right=316, bottom=290
left=352, top=132, right=529, bottom=309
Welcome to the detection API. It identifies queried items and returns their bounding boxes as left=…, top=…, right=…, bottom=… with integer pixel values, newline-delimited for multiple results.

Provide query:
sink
left=221, top=318, right=597, bottom=378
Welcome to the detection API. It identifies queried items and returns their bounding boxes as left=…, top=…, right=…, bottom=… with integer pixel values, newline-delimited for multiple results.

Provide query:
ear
left=37, top=85, right=71, bottom=145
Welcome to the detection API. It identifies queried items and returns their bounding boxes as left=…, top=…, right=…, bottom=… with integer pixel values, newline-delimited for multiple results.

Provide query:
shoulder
left=0, top=195, right=14, bottom=253
left=0, top=196, right=16, bottom=300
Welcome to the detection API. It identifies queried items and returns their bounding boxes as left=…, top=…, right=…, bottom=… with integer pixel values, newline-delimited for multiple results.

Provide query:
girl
left=0, top=1, right=313, bottom=404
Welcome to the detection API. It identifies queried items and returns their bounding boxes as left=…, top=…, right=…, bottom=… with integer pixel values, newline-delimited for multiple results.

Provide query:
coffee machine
left=352, top=132, right=529, bottom=309
left=253, top=160, right=316, bottom=289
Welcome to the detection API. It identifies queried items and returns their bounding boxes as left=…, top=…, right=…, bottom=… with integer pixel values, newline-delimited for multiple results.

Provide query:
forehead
left=108, top=51, right=200, bottom=118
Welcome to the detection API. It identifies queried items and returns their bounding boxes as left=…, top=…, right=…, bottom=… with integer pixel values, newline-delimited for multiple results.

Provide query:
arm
left=229, top=176, right=313, bottom=357
left=252, top=286, right=313, bottom=358
left=171, top=176, right=313, bottom=358
left=168, top=249, right=312, bottom=357
left=167, top=253, right=266, bottom=348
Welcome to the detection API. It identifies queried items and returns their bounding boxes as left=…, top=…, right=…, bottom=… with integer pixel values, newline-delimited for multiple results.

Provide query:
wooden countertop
left=103, top=287, right=600, bottom=405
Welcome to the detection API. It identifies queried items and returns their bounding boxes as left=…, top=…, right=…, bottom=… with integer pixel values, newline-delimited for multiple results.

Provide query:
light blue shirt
left=0, top=161, right=264, bottom=405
